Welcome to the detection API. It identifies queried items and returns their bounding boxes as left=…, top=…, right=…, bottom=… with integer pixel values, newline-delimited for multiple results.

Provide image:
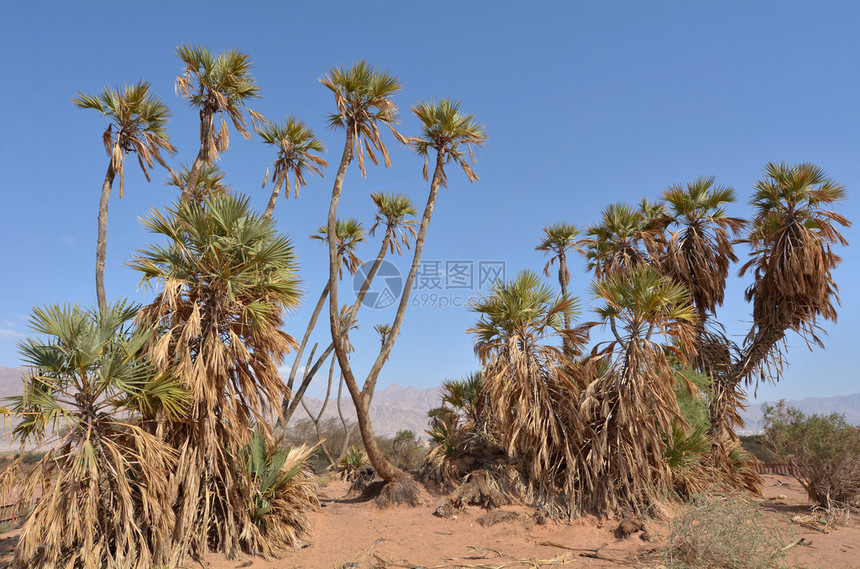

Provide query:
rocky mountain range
left=1, top=365, right=857, bottom=448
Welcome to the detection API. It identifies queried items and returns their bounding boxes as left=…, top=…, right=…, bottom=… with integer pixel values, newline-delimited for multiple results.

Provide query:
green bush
left=376, top=430, right=427, bottom=471
left=664, top=493, right=788, bottom=569
left=763, top=401, right=860, bottom=506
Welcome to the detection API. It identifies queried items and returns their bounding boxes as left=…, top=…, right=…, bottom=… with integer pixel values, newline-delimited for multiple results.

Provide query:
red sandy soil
left=0, top=474, right=857, bottom=568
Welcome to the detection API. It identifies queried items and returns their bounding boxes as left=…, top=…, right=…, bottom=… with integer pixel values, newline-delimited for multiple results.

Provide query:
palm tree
left=584, top=202, right=653, bottom=280
left=167, top=163, right=231, bottom=202
left=469, top=270, right=584, bottom=516
left=712, top=162, right=850, bottom=442
left=661, top=176, right=745, bottom=329
left=369, top=192, right=419, bottom=255
left=72, top=81, right=175, bottom=310
left=580, top=266, right=697, bottom=515
left=259, top=117, right=328, bottom=217
left=3, top=301, right=185, bottom=569
left=310, top=218, right=366, bottom=278
left=328, top=96, right=487, bottom=486
left=130, top=194, right=305, bottom=562
left=536, top=222, right=580, bottom=332
left=175, top=45, right=264, bottom=203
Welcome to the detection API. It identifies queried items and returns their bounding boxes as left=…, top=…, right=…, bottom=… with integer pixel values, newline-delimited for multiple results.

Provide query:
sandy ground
left=0, top=474, right=857, bottom=568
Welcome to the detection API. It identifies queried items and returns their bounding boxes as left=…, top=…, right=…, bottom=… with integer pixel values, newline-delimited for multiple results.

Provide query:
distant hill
left=739, top=393, right=860, bottom=434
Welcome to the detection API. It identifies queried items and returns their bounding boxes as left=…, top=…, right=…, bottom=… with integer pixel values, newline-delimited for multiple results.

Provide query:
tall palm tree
left=536, top=222, right=580, bottom=331
left=72, top=81, right=175, bottom=310
left=661, top=176, right=745, bottom=329
left=175, top=45, right=264, bottom=203
left=258, top=116, right=328, bottom=217
left=319, top=60, right=406, bottom=483
left=580, top=266, right=697, bottom=515
left=329, top=96, right=487, bottom=485
left=469, top=270, right=584, bottom=516
left=131, top=194, right=306, bottom=562
left=4, top=301, right=185, bottom=569
left=712, top=162, right=850, bottom=441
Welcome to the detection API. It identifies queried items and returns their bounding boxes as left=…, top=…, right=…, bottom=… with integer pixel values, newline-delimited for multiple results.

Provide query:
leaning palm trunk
left=328, top=148, right=446, bottom=482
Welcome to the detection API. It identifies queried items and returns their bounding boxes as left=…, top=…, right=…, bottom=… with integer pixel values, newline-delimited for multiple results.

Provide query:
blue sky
left=1, top=1, right=858, bottom=405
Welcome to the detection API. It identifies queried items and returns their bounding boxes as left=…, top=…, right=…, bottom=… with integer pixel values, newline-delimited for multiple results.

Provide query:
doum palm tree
left=175, top=45, right=264, bottom=203
left=72, top=81, right=175, bottom=309
left=259, top=116, right=328, bottom=217
left=131, top=193, right=304, bottom=562
left=711, top=162, right=850, bottom=442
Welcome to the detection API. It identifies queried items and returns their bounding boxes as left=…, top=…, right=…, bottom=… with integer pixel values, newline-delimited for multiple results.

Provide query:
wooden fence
left=754, top=461, right=802, bottom=477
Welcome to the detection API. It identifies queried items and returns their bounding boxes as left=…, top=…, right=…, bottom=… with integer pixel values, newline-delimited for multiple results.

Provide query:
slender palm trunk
left=96, top=160, right=117, bottom=311
left=300, top=355, right=337, bottom=465
left=330, top=147, right=447, bottom=482
left=263, top=173, right=285, bottom=219
left=182, top=107, right=215, bottom=204
left=285, top=284, right=330, bottom=395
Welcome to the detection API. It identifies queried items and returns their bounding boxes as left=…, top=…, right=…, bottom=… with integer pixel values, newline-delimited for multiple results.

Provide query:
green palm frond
left=319, top=61, right=406, bottom=177
left=410, top=98, right=487, bottom=185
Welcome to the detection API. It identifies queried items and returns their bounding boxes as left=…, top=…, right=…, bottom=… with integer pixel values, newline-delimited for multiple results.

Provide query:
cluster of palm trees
left=2, top=39, right=850, bottom=567
left=427, top=167, right=849, bottom=518
left=3, top=46, right=487, bottom=568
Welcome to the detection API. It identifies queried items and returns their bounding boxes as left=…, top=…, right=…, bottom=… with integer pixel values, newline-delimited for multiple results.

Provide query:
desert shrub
left=664, top=493, right=788, bottom=569
left=376, top=430, right=427, bottom=471
left=281, top=416, right=356, bottom=473
left=739, top=435, right=777, bottom=462
left=763, top=402, right=860, bottom=506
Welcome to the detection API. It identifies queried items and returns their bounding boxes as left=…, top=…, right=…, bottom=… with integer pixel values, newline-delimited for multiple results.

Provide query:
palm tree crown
left=73, top=80, right=176, bottom=197
left=661, top=176, right=745, bottom=317
left=319, top=61, right=406, bottom=177
left=369, top=192, right=419, bottom=254
left=311, top=218, right=366, bottom=278
left=584, top=203, right=653, bottom=280
left=259, top=116, right=328, bottom=216
left=410, top=98, right=487, bottom=185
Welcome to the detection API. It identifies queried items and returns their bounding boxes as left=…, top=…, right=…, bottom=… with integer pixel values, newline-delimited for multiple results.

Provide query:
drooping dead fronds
left=131, top=194, right=305, bottom=563
left=575, top=266, right=697, bottom=516
left=2, top=301, right=185, bottom=569
left=469, top=271, right=586, bottom=517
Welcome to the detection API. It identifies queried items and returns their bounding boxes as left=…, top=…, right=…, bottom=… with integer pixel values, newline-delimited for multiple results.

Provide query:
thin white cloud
left=0, top=328, right=23, bottom=340
left=60, top=236, right=76, bottom=247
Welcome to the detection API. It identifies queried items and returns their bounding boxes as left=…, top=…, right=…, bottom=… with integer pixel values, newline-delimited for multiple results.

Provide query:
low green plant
left=377, top=430, right=426, bottom=471
left=664, top=493, right=789, bottom=569
left=339, top=447, right=366, bottom=480
left=239, top=428, right=319, bottom=550
left=763, top=401, right=860, bottom=506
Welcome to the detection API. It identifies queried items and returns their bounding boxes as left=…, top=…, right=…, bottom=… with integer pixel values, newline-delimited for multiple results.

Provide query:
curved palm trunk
left=285, top=284, right=330, bottom=396
left=96, top=160, right=117, bottom=311
left=263, top=173, right=286, bottom=219
left=328, top=146, right=446, bottom=482
left=182, top=108, right=215, bottom=204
